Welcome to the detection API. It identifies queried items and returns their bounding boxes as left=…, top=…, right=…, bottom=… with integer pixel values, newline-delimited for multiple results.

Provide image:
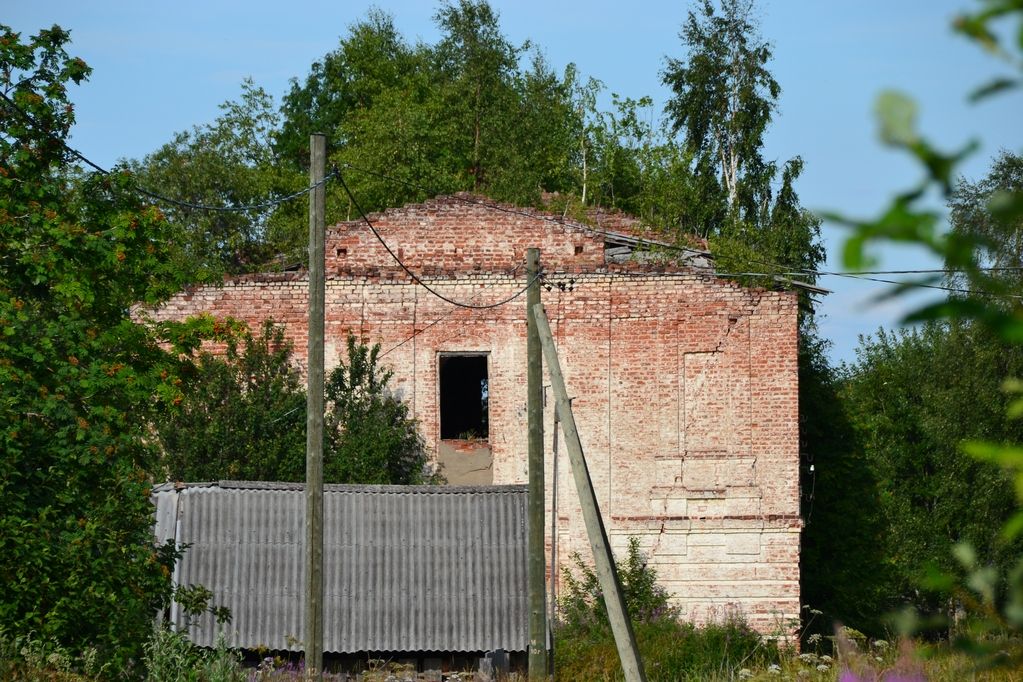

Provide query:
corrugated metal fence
left=152, top=482, right=528, bottom=654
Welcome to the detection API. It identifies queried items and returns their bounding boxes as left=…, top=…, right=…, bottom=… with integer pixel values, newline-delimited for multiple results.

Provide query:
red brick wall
left=147, top=196, right=801, bottom=635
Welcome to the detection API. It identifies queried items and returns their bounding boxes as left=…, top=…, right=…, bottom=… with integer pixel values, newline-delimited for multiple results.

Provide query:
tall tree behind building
left=278, top=1, right=580, bottom=216
left=661, top=0, right=824, bottom=284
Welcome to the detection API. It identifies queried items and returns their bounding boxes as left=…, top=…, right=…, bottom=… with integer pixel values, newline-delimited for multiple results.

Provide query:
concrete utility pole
left=305, top=133, right=326, bottom=675
left=532, top=302, right=648, bottom=682
left=526, top=248, right=548, bottom=679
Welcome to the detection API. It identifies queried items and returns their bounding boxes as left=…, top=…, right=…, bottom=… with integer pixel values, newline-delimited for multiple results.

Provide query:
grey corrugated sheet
left=152, top=481, right=528, bottom=653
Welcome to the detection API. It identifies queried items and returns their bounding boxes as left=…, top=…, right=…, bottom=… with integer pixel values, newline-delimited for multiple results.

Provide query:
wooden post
left=532, top=302, right=648, bottom=682
left=305, top=133, right=326, bottom=676
left=526, top=248, right=548, bottom=679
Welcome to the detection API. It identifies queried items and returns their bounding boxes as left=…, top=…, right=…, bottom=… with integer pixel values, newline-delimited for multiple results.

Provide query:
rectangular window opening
left=439, top=354, right=489, bottom=441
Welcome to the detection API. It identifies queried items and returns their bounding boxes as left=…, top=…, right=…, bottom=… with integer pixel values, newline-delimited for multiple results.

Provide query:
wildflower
left=768, top=663, right=782, bottom=675
left=799, top=652, right=818, bottom=664
left=808, top=633, right=823, bottom=645
left=872, top=639, right=889, bottom=649
left=817, top=663, right=831, bottom=672
left=821, top=654, right=833, bottom=663
left=738, top=669, right=753, bottom=680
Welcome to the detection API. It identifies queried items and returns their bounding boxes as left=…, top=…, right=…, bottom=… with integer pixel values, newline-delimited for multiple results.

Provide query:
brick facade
left=147, top=195, right=801, bottom=634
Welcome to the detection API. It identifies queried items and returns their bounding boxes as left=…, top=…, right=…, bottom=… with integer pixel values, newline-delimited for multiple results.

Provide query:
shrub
left=559, top=537, right=676, bottom=632
left=324, top=333, right=436, bottom=484
left=555, top=538, right=779, bottom=681
left=154, top=318, right=307, bottom=482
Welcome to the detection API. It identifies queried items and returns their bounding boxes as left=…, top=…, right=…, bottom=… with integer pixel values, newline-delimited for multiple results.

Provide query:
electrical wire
left=810, top=267, right=1023, bottom=276
left=817, top=270, right=1023, bottom=300
left=339, top=161, right=1023, bottom=301
left=336, top=169, right=542, bottom=310
left=7, top=91, right=1020, bottom=302
left=379, top=314, right=451, bottom=359
left=133, top=173, right=337, bottom=212
left=1, top=90, right=334, bottom=213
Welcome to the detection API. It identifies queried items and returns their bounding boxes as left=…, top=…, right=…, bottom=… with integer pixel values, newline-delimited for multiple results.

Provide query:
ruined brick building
left=148, top=194, right=801, bottom=634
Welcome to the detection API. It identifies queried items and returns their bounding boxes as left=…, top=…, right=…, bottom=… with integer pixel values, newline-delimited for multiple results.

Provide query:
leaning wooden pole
left=305, top=133, right=326, bottom=676
left=526, top=248, right=549, bottom=679
left=532, top=302, right=648, bottom=682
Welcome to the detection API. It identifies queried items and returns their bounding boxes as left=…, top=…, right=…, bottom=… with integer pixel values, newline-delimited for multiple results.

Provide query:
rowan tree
left=0, top=24, right=184, bottom=666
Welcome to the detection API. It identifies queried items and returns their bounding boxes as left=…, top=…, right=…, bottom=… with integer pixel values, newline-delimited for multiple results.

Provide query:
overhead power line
left=336, top=169, right=541, bottom=310
left=1, top=90, right=333, bottom=213
left=812, top=270, right=1023, bottom=300
left=713, top=269, right=1023, bottom=300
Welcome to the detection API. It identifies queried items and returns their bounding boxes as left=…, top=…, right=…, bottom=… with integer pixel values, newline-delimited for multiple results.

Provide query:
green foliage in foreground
left=0, top=24, right=184, bottom=668
left=832, top=0, right=1023, bottom=669
left=555, top=538, right=779, bottom=681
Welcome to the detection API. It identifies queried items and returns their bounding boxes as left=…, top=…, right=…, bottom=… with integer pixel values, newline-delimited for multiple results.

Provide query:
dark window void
left=439, top=355, right=489, bottom=440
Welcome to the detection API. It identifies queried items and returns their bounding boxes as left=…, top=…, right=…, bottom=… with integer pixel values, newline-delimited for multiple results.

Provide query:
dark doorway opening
left=439, top=355, right=489, bottom=440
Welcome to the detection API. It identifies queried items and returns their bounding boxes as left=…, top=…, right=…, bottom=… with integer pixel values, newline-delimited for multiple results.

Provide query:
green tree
left=154, top=323, right=435, bottom=486
left=277, top=8, right=418, bottom=171
left=324, top=334, right=433, bottom=485
left=663, top=0, right=776, bottom=214
left=130, top=79, right=305, bottom=281
left=834, top=3, right=1023, bottom=661
left=0, top=25, right=183, bottom=666
left=661, top=0, right=824, bottom=283
left=948, top=150, right=1023, bottom=293
left=798, top=333, right=888, bottom=637
left=840, top=324, right=1022, bottom=617
left=279, top=2, right=581, bottom=213
left=432, top=0, right=523, bottom=194
left=153, top=318, right=307, bottom=482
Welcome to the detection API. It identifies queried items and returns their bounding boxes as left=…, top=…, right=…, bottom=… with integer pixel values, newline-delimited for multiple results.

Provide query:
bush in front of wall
left=554, top=537, right=780, bottom=681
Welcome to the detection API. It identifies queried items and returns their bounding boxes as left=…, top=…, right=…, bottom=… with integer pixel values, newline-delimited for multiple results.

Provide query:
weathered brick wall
left=147, top=196, right=801, bottom=635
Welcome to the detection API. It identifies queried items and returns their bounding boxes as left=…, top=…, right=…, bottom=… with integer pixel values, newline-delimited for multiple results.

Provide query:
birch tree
left=662, top=0, right=824, bottom=289
left=662, top=0, right=777, bottom=218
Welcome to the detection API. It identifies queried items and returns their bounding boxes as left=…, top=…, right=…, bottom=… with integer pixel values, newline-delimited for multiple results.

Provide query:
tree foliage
left=0, top=24, right=183, bottom=666
left=279, top=1, right=580, bottom=213
left=840, top=324, right=1023, bottom=618
left=798, top=333, right=888, bottom=637
left=153, top=324, right=433, bottom=487
left=663, top=0, right=778, bottom=213
left=834, top=2, right=1023, bottom=663
left=948, top=150, right=1023, bottom=293
left=130, top=80, right=305, bottom=280
left=153, top=318, right=307, bottom=482
left=661, top=0, right=824, bottom=289
left=324, top=334, right=433, bottom=485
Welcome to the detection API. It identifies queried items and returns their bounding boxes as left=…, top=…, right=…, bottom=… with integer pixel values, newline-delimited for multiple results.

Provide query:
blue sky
left=7, top=0, right=1021, bottom=365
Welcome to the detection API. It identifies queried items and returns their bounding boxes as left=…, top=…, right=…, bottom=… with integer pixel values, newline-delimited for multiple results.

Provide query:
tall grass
left=554, top=538, right=780, bottom=680
left=555, top=615, right=780, bottom=681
